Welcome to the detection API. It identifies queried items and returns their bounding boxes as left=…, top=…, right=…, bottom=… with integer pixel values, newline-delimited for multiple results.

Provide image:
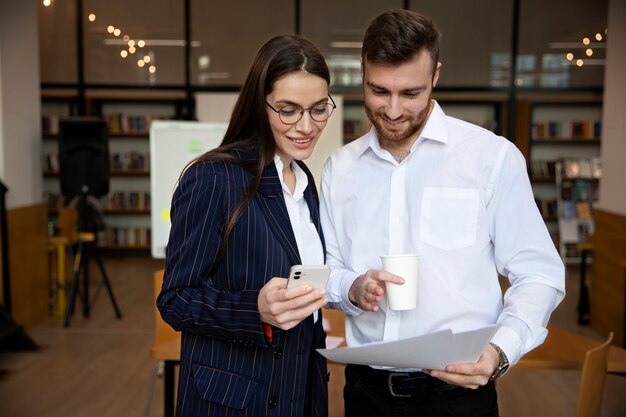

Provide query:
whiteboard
left=149, top=120, right=228, bottom=258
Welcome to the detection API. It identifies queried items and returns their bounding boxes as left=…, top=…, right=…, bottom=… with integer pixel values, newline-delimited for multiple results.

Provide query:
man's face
left=363, top=50, right=441, bottom=148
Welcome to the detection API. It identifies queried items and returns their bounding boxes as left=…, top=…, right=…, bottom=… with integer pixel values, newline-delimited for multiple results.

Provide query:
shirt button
left=268, top=396, right=278, bottom=408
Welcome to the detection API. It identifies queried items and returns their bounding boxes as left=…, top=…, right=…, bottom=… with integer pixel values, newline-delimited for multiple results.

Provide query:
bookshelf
left=41, top=94, right=185, bottom=251
left=517, top=94, right=603, bottom=261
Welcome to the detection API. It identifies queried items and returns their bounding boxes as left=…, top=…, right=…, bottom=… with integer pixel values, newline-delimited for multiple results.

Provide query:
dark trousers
left=344, top=364, right=499, bottom=417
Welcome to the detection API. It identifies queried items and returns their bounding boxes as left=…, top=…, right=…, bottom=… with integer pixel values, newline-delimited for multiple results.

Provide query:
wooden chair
left=323, top=308, right=347, bottom=417
left=575, top=331, right=613, bottom=417
left=143, top=270, right=181, bottom=417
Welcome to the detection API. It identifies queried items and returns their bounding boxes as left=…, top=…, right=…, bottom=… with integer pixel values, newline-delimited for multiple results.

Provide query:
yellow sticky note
left=161, top=209, right=171, bottom=221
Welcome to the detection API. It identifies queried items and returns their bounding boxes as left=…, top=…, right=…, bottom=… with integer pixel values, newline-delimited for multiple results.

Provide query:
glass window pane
left=190, top=0, right=295, bottom=87
left=518, top=0, right=607, bottom=88
left=410, top=0, right=514, bottom=87
left=301, top=0, right=403, bottom=92
left=83, top=0, right=185, bottom=86
left=39, top=0, right=78, bottom=84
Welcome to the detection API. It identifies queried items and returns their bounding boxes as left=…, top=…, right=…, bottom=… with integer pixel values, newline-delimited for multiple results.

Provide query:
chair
left=143, top=270, right=181, bottom=417
left=575, top=331, right=613, bottom=417
left=323, top=308, right=347, bottom=417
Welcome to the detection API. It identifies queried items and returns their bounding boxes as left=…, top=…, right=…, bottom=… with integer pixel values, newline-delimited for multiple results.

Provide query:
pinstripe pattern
left=158, top=156, right=328, bottom=417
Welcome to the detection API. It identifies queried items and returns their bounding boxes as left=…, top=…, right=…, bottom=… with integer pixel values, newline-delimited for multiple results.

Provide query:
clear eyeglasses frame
left=265, top=94, right=336, bottom=125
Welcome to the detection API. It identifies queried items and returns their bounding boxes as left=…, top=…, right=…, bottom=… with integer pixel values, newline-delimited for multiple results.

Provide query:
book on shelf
left=110, top=151, right=150, bottom=171
left=590, top=157, right=601, bottom=178
left=532, top=120, right=601, bottom=140
left=42, top=115, right=61, bottom=135
left=576, top=201, right=592, bottom=219
left=97, top=227, right=151, bottom=247
left=561, top=200, right=577, bottom=219
left=106, top=113, right=166, bottom=135
left=574, top=180, right=593, bottom=201
left=530, top=160, right=556, bottom=179
left=100, top=191, right=151, bottom=210
left=561, top=180, right=574, bottom=200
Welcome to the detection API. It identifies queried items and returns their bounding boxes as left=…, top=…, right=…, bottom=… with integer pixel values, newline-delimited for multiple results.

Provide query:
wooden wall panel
left=590, top=209, right=626, bottom=346
left=6, top=203, right=50, bottom=327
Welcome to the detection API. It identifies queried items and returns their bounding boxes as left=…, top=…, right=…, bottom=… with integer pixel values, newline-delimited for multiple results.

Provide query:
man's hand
left=423, top=343, right=500, bottom=389
left=348, top=269, right=404, bottom=312
left=258, top=277, right=328, bottom=330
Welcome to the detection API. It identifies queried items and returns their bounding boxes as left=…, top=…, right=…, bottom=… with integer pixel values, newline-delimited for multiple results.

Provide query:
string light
left=586, top=48, right=593, bottom=57
left=566, top=53, right=574, bottom=61
left=129, top=46, right=136, bottom=54
left=113, top=28, right=121, bottom=37
left=138, top=40, right=146, bottom=48
left=595, top=33, right=602, bottom=41
left=107, top=26, right=115, bottom=34
left=143, top=55, right=151, bottom=63
left=137, top=60, right=145, bottom=68
left=582, top=37, right=590, bottom=45
left=120, top=50, right=128, bottom=58
left=576, top=59, right=584, bottom=67
left=149, top=66, right=156, bottom=73
left=88, top=14, right=96, bottom=22
left=43, top=0, right=52, bottom=7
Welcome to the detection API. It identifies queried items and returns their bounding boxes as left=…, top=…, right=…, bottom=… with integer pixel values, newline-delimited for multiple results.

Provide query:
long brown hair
left=188, top=35, right=330, bottom=253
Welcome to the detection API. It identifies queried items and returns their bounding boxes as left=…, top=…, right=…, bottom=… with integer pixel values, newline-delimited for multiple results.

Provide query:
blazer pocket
left=419, top=187, right=479, bottom=250
left=192, top=363, right=258, bottom=410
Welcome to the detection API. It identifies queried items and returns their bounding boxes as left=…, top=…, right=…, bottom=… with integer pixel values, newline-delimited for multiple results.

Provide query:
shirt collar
left=273, top=154, right=308, bottom=200
left=357, top=100, right=449, bottom=160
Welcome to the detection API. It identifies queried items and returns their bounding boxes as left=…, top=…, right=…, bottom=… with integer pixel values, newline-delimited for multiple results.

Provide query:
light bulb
left=566, top=53, right=574, bottom=61
left=149, top=66, right=156, bottom=73
left=120, top=50, right=128, bottom=58
left=586, top=48, right=593, bottom=57
left=88, top=14, right=96, bottom=22
left=576, top=59, right=584, bottom=67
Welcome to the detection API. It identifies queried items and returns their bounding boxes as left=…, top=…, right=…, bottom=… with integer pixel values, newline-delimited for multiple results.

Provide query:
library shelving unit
left=516, top=93, right=603, bottom=262
left=555, top=159, right=600, bottom=263
left=341, top=91, right=508, bottom=144
left=41, top=93, right=186, bottom=251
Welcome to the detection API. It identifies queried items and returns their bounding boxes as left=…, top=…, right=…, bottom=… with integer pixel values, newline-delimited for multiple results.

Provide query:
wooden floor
left=0, top=256, right=625, bottom=417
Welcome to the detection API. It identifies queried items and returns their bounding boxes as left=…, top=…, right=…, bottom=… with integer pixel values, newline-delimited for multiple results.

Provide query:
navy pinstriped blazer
left=157, top=154, right=328, bottom=417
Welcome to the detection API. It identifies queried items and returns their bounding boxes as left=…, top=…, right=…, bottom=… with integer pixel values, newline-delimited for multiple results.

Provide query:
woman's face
left=265, top=71, right=330, bottom=166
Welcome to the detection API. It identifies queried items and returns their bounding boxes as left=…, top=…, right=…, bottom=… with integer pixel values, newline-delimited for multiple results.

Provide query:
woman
left=157, top=35, right=335, bottom=417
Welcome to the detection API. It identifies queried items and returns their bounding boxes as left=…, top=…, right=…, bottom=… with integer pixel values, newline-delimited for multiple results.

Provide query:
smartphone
left=287, top=265, right=330, bottom=290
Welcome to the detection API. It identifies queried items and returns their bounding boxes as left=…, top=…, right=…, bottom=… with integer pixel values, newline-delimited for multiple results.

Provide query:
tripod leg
left=93, top=245, right=122, bottom=319
left=82, top=246, right=90, bottom=318
left=63, top=240, right=84, bottom=327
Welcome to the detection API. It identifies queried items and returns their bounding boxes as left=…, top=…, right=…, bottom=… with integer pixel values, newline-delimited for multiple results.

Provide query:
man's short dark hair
left=362, top=9, right=441, bottom=74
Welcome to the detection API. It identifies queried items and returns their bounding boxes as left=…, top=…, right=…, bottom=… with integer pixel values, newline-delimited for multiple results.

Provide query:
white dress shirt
left=320, top=101, right=565, bottom=368
left=275, top=155, right=324, bottom=322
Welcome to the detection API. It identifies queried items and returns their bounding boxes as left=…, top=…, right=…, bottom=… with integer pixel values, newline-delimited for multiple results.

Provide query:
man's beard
left=365, top=96, right=432, bottom=144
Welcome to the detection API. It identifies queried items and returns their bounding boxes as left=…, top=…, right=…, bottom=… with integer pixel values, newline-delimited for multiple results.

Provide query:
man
left=320, top=9, right=565, bottom=417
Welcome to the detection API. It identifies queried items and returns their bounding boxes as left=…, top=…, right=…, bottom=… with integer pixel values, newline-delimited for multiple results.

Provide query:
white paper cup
left=381, top=254, right=418, bottom=310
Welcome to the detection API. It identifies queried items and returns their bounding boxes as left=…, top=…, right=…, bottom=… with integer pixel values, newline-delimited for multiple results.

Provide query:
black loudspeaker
left=58, top=117, right=110, bottom=200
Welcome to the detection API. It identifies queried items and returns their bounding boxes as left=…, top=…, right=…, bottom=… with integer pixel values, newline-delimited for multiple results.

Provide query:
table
left=519, top=326, right=626, bottom=374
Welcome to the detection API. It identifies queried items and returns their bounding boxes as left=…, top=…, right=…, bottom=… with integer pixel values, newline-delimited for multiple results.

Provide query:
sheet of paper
left=317, top=325, right=498, bottom=370
left=325, top=336, right=345, bottom=350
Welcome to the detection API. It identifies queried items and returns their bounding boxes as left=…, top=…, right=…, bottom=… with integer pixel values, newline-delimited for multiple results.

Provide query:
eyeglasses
left=265, top=95, right=336, bottom=125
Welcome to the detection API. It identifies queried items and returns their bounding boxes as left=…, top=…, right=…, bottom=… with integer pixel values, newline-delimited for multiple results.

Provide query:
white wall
left=0, top=0, right=43, bottom=209
left=598, top=0, right=626, bottom=215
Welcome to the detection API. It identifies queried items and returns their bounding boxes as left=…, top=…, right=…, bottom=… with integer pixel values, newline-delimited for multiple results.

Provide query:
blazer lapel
left=256, top=162, right=302, bottom=266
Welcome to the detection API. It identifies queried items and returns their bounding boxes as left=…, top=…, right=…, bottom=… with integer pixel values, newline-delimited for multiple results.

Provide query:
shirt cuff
left=491, top=325, right=523, bottom=367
